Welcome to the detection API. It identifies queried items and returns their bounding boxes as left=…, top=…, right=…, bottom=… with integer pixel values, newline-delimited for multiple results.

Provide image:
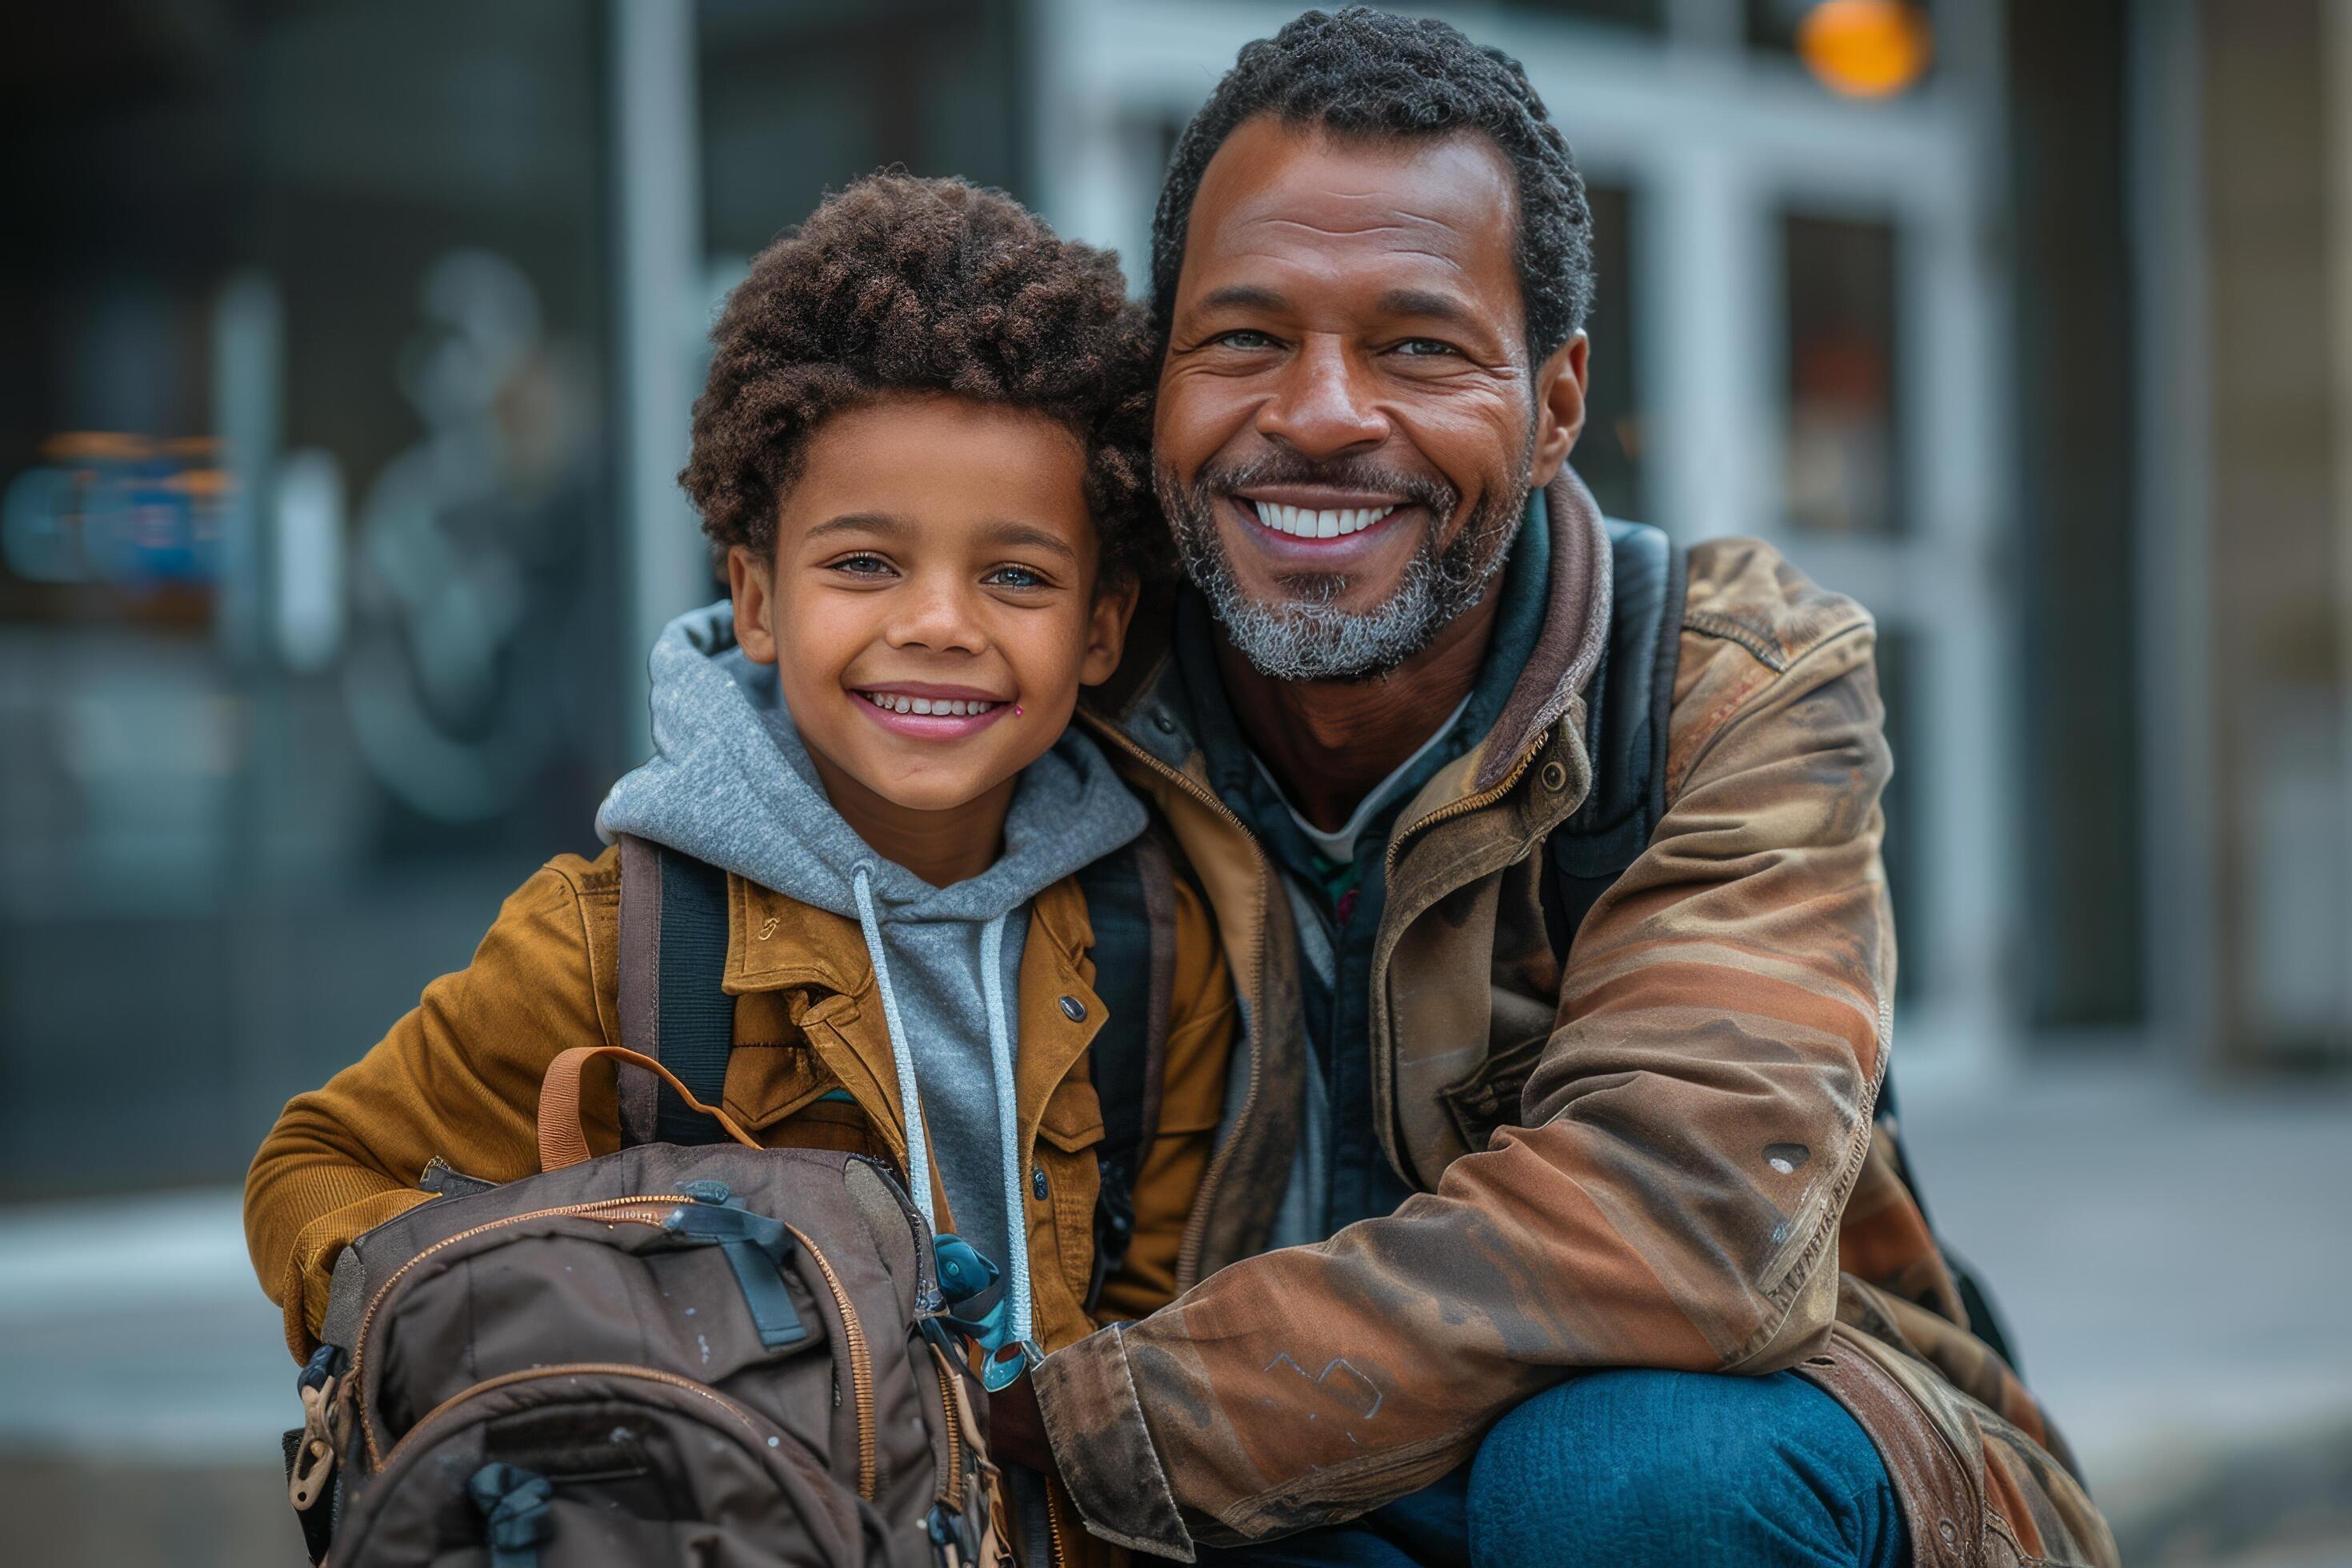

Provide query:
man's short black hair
left=1150, top=6, right=1595, bottom=365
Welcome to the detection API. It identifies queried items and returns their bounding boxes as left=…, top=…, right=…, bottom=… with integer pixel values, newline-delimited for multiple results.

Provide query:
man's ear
left=1078, top=570, right=1142, bottom=686
left=1528, top=332, right=1590, bottom=490
left=727, top=545, right=779, bottom=665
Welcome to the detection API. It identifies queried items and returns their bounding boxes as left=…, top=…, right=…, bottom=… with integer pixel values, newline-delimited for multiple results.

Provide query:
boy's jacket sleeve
left=243, top=865, right=614, bottom=1358
left=1033, top=628, right=1892, bottom=1559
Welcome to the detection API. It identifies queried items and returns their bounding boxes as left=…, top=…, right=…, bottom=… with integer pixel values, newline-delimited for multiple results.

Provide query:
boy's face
left=730, top=394, right=1135, bottom=822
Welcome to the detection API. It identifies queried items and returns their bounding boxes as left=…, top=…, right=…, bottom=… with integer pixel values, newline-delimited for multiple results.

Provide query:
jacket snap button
left=1539, top=759, right=1568, bottom=792
left=1031, top=1166, right=1050, bottom=1201
left=1153, top=709, right=1178, bottom=734
left=1058, top=994, right=1086, bottom=1022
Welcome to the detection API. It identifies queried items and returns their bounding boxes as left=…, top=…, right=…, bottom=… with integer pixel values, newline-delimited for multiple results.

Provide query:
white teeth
left=1253, top=502, right=1398, bottom=538
left=862, top=691, right=998, bottom=718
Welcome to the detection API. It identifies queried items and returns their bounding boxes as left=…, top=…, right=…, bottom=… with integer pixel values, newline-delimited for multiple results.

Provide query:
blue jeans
left=1196, top=1370, right=1909, bottom=1568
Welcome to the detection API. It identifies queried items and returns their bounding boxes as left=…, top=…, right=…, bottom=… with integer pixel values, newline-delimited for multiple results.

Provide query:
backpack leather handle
left=538, top=1045, right=761, bottom=1170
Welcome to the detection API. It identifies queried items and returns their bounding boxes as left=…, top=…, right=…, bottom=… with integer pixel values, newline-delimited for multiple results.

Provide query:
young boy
left=245, top=177, right=1235, bottom=1407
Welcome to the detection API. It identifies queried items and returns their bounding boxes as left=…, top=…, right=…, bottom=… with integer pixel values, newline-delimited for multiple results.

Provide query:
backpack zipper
left=349, top=1191, right=882, bottom=1504
left=925, top=1342, right=966, bottom=1514
left=353, top=1194, right=693, bottom=1466
left=1045, top=1482, right=1071, bottom=1568
left=784, top=1222, right=876, bottom=1502
left=375, top=1361, right=766, bottom=1473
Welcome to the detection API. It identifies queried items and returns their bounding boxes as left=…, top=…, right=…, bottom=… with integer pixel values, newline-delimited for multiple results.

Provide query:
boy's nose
left=885, top=578, right=987, bottom=657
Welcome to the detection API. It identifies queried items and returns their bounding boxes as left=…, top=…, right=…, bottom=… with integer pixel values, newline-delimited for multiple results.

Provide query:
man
left=1004, top=10, right=2118, bottom=1566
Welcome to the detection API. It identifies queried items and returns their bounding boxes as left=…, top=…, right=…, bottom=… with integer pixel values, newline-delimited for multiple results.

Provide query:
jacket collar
left=718, top=874, right=1094, bottom=997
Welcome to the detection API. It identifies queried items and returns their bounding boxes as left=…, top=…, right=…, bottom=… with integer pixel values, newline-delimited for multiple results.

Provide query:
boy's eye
left=984, top=563, right=1050, bottom=590
left=827, top=552, right=895, bottom=577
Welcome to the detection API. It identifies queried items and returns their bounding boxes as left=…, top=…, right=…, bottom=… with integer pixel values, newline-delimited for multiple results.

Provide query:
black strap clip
left=662, top=1198, right=809, bottom=1348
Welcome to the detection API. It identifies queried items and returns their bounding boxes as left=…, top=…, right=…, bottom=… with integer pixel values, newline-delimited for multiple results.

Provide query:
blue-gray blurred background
left=5, top=2, right=2350, bottom=1563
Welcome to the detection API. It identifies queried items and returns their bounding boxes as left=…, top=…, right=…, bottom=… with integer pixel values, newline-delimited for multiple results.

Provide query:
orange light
left=1797, top=0, right=1934, bottom=99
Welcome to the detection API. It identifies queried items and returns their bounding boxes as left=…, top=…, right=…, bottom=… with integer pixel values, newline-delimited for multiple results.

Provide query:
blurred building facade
left=1, top=0, right=2342, bottom=1204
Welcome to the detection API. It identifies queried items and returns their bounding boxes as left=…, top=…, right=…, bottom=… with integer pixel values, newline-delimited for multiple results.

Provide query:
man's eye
left=985, top=563, right=1049, bottom=590
left=1211, top=329, right=1278, bottom=350
left=1394, top=338, right=1461, bottom=358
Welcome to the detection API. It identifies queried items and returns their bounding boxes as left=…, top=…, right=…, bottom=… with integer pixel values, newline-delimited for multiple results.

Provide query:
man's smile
left=1226, top=490, right=1428, bottom=566
left=1235, top=485, right=1406, bottom=542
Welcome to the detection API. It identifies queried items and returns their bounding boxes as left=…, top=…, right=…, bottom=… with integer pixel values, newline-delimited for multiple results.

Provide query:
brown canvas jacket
left=1036, top=473, right=2117, bottom=1568
left=246, top=849, right=1237, bottom=1369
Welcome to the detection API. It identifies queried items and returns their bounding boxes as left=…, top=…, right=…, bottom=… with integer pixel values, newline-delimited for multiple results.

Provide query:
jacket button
left=1153, top=709, right=1178, bottom=734
left=1032, top=1166, right=1050, bottom=1201
left=1539, top=759, right=1568, bottom=792
left=1058, top=994, right=1086, bottom=1022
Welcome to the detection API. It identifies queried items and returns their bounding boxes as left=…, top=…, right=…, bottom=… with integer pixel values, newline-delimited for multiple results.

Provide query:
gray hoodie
left=596, top=602, right=1146, bottom=1350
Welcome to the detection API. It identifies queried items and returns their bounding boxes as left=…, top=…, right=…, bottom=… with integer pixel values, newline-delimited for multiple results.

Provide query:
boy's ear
left=1079, top=571, right=1142, bottom=686
left=727, top=545, right=778, bottom=665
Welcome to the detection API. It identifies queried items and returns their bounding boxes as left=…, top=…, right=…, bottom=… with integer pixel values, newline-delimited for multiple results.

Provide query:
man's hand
left=986, top=1370, right=1054, bottom=1472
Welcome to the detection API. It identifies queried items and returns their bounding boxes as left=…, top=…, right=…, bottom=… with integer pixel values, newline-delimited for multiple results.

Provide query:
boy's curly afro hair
left=683, top=173, right=1167, bottom=583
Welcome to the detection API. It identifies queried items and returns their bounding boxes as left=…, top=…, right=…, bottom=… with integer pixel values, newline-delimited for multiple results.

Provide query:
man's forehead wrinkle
left=1230, top=226, right=1471, bottom=269
left=1218, top=204, right=1478, bottom=278
left=1226, top=188, right=1474, bottom=243
left=1210, top=238, right=1474, bottom=298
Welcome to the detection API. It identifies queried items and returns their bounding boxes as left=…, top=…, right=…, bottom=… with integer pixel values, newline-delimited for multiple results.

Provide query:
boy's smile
left=728, top=394, right=1134, bottom=886
left=851, top=682, right=1014, bottom=737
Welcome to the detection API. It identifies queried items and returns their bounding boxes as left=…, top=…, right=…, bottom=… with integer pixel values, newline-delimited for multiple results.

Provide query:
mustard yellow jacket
left=245, top=847, right=1237, bottom=1367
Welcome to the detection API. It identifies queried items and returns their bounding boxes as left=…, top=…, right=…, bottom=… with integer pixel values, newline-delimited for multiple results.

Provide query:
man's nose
left=1255, top=336, right=1390, bottom=457
left=886, top=574, right=987, bottom=657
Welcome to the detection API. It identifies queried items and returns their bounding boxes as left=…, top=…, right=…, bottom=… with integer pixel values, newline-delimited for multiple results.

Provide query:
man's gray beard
left=1158, top=467, right=1529, bottom=683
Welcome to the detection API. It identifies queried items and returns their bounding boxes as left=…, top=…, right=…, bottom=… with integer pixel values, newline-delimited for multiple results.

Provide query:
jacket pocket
left=1439, top=1030, right=1549, bottom=1154
left=725, top=1043, right=846, bottom=1137
left=1034, top=1078, right=1105, bottom=1314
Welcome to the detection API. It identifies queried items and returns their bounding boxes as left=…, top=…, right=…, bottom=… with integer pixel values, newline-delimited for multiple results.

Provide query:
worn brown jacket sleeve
left=1094, top=878, right=1239, bottom=1324
left=242, top=859, right=616, bottom=1358
left=1034, top=625, right=1892, bottom=1558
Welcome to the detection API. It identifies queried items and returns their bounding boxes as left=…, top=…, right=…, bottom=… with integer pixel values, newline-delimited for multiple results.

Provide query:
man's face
left=1155, top=117, right=1586, bottom=682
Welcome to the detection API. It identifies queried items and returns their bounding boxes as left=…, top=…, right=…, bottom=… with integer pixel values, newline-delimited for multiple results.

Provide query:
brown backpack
left=284, top=1044, right=1003, bottom=1567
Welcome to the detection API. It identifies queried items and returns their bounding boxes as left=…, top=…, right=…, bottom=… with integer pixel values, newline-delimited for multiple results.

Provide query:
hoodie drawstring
left=852, top=866, right=933, bottom=1231
left=976, top=912, right=1033, bottom=1348
left=851, top=866, right=1033, bottom=1355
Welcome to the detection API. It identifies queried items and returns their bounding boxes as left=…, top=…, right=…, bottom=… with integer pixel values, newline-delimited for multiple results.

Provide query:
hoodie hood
left=597, top=601, right=1146, bottom=925
left=598, top=601, right=1146, bottom=1370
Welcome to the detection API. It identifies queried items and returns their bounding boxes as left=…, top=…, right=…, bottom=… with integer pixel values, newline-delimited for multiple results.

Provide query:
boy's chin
left=867, top=774, right=1014, bottom=816
left=847, top=747, right=1034, bottom=818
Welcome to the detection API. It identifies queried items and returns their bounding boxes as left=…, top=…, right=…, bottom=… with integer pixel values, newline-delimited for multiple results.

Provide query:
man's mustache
left=1192, top=453, right=1459, bottom=519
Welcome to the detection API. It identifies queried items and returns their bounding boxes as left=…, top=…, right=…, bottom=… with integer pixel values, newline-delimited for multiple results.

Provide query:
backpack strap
left=1074, top=826, right=1180, bottom=1313
left=1542, top=520, right=1686, bottom=960
left=615, top=826, right=1186, bottom=1313
left=615, top=834, right=736, bottom=1147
